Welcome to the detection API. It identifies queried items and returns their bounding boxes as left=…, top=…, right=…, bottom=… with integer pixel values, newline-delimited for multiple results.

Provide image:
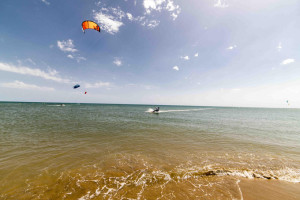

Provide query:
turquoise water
left=0, top=102, right=299, bottom=199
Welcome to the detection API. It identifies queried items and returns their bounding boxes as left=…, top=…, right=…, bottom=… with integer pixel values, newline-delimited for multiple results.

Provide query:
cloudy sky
left=0, top=0, right=299, bottom=107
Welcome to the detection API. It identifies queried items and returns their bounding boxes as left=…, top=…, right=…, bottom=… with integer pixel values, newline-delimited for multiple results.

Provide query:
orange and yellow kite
left=82, top=20, right=100, bottom=33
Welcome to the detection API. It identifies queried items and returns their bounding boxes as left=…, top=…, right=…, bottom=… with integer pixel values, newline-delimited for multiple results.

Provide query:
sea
left=0, top=102, right=299, bottom=200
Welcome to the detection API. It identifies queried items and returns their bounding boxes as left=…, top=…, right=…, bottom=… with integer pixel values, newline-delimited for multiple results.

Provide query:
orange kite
left=82, top=20, right=100, bottom=33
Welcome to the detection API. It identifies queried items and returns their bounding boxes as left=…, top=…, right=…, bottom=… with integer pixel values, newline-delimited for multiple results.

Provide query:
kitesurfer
left=153, top=107, right=160, bottom=112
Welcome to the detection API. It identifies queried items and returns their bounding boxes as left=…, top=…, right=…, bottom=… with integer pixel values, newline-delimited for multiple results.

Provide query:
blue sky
left=0, top=0, right=299, bottom=107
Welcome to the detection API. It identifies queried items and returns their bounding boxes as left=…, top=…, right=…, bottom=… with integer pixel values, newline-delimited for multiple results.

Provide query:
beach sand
left=240, top=179, right=300, bottom=200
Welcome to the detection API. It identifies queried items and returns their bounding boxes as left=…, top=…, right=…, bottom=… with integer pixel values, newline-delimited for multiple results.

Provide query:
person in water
left=153, top=107, right=160, bottom=112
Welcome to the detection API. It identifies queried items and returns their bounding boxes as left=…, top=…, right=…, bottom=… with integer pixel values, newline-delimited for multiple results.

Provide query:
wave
left=174, top=167, right=300, bottom=183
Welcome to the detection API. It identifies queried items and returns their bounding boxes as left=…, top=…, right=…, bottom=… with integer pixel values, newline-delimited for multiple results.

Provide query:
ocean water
left=0, top=102, right=299, bottom=199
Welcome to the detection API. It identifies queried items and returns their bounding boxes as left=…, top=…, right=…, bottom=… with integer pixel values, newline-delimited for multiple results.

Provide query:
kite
left=82, top=20, right=100, bottom=33
left=73, top=84, right=80, bottom=89
left=84, top=91, right=87, bottom=94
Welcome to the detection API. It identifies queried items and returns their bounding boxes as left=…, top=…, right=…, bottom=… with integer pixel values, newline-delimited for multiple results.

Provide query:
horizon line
left=0, top=100, right=297, bottom=109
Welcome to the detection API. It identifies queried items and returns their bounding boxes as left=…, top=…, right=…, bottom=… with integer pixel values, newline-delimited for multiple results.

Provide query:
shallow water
left=0, top=103, right=299, bottom=199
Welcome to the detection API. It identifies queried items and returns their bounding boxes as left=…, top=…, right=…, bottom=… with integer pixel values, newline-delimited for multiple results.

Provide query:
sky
left=0, top=0, right=300, bottom=107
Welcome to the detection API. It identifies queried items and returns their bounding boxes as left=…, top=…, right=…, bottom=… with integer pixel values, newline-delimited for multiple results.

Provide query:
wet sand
left=240, top=179, right=300, bottom=200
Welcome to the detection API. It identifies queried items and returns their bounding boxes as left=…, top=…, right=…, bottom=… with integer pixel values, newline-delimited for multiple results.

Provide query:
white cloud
left=41, top=0, right=50, bottom=5
left=126, top=13, right=147, bottom=24
left=57, top=39, right=77, bottom=52
left=194, top=53, right=199, bottom=57
left=166, top=0, right=181, bottom=20
left=170, top=13, right=179, bottom=20
left=214, top=0, right=229, bottom=8
left=143, top=0, right=181, bottom=20
left=110, top=7, right=125, bottom=19
left=67, top=54, right=86, bottom=62
left=281, top=58, right=295, bottom=65
left=92, top=1, right=179, bottom=34
left=124, top=13, right=147, bottom=24
left=227, top=45, right=237, bottom=50
left=47, top=68, right=58, bottom=76
left=0, top=62, right=70, bottom=83
left=127, top=13, right=133, bottom=21
left=166, top=0, right=177, bottom=11
left=0, top=80, right=54, bottom=91
left=173, top=66, right=179, bottom=71
left=113, top=58, right=122, bottom=66
left=16, top=58, right=36, bottom=66
left=139, top=17, right=161, bottom=28
left=181, top=56, right=189, bottom=60
left=93, top=9, right=124, bottom=34
left=85, top=81, right=111, bottom=88
left=277, top=42, right=282, bottom=51
left=144, top=0, right=158, bottom=13
left=57, top=40, right=85, bottom=62
left=147, top=20, right=160, bottom=28
left=76, top=56, right=86, bottom=62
